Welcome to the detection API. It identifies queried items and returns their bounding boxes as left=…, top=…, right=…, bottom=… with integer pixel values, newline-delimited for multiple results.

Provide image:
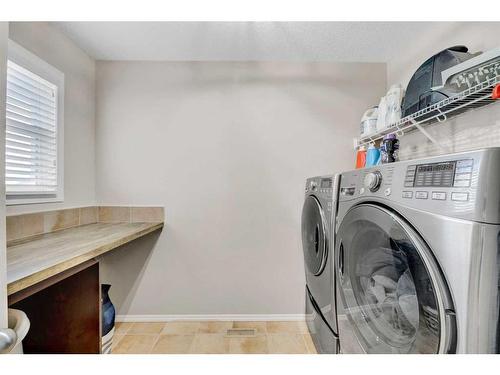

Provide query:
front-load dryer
left=301, top=174, right=339, bottom=353
left=334, top=148, right=500, bottom=353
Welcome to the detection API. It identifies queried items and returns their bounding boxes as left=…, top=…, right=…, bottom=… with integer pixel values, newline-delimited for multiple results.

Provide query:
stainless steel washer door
left=301, top=195, right=328, bottom=276
left=336, top=204, right=456, bottom=354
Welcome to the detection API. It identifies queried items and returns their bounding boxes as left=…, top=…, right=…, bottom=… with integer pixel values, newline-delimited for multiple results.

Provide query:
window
left=5, top=41, right=64, bottom=205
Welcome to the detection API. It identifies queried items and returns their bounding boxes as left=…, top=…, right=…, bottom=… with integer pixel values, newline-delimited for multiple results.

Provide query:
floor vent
left=225, top=328, right=256, bottom=337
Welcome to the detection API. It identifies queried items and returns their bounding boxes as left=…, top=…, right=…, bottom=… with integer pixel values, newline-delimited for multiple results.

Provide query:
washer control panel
left=401, top=159, right=473, bottom=202
left=338, top=149, right=500, bottom=223
left=404, top=159, right=472, bottom=189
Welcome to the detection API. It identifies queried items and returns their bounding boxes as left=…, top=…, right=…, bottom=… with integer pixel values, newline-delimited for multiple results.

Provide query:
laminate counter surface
left=7, top=221, right=163, bottom=295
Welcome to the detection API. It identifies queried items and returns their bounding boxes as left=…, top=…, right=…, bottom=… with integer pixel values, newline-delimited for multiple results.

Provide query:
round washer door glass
left=301, top=195, right=328, bottom=275
left=336, top=204, right=454, bottom=354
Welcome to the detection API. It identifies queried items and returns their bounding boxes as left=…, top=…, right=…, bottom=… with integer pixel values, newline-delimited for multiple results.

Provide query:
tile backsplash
left=130, top=207, right=165, bottom=223
left=98, top=206, right=131, bottom=223
left=80, top=206, right=99, bottom=225
left=7, top=206, right=164, bottom=244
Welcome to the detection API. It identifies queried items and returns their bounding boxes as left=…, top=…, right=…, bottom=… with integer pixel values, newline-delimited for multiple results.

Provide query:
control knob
left=364, top=171, right=382, bottom=192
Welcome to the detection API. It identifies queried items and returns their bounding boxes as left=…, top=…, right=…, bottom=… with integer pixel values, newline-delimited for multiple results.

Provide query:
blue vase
left=101, top=284, right=116, bottom=336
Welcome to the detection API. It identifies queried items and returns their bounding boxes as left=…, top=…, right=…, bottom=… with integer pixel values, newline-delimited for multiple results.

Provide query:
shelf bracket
left=436, top=108, right=447, bottom=123
left=409, top=118, right=449, bottom=152
left=394, top=122, right=405, bottom=137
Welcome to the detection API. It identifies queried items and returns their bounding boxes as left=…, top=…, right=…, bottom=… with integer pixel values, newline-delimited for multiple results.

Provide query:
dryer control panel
left=305, top=177, right=334, bottom=197
left=305, top=175, right=338, bottom=216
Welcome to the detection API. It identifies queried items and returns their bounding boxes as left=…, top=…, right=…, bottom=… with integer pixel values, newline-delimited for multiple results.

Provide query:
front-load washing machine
left=334, top=148, right=500, bottom=353
left=301, top=175, right=340, bottom=353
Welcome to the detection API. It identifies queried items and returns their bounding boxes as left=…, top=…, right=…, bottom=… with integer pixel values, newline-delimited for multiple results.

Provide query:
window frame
left=6, top=40, right=64, bottom=205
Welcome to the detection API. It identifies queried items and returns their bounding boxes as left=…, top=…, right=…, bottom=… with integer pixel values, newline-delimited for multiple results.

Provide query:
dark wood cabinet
left=9, top=260, right=101, bottom=354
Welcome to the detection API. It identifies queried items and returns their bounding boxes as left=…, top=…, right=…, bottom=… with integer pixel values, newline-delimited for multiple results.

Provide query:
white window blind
left=6, top=60, right=58, bottom=195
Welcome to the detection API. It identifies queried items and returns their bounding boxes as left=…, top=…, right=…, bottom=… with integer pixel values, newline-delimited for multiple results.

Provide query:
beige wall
left=96, top=61, right=386, bottom=316
left=0, top=22, right=8, bottom=326
left=7, top=22, right=96, bottom=214
left=386, top=22, right=500, bottom=160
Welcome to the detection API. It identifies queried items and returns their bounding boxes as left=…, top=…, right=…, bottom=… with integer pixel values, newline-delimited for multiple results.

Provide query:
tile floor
left=111, top=321, right=317, bottom=354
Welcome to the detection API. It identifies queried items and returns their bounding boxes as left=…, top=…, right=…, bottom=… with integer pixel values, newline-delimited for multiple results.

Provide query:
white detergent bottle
left=376, top=96, right=388, bottom=133
left=385, top=84, right=405, bottom=125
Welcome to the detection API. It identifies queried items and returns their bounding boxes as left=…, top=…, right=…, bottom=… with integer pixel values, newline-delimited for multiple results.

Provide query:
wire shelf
left=356, top=74, right=500, bottom=149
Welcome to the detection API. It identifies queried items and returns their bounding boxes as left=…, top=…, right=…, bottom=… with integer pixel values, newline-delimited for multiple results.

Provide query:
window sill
left=6, top=195, right=64, bottom=206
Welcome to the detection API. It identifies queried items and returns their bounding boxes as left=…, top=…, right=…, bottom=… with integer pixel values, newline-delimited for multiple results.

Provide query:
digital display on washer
left=413, top=161, right=456, bottom=187
left=321, top=178, right=332, bottom=188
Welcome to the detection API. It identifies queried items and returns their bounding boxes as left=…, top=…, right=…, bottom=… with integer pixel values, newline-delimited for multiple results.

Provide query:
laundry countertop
left=6, top=221, right=163, bottom=296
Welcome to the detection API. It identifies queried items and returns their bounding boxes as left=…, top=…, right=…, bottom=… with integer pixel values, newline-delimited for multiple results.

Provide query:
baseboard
left=115, top=314, right=307, bottom=322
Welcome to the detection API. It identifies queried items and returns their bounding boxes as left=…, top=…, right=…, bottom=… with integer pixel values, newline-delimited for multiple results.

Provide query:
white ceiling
left=51, top=22, right=437, bottom=62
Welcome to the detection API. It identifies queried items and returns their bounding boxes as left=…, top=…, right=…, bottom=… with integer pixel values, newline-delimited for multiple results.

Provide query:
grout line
left=186, top=333, right=197, bottom=354
left=148, top=334, right=162, bottom=354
